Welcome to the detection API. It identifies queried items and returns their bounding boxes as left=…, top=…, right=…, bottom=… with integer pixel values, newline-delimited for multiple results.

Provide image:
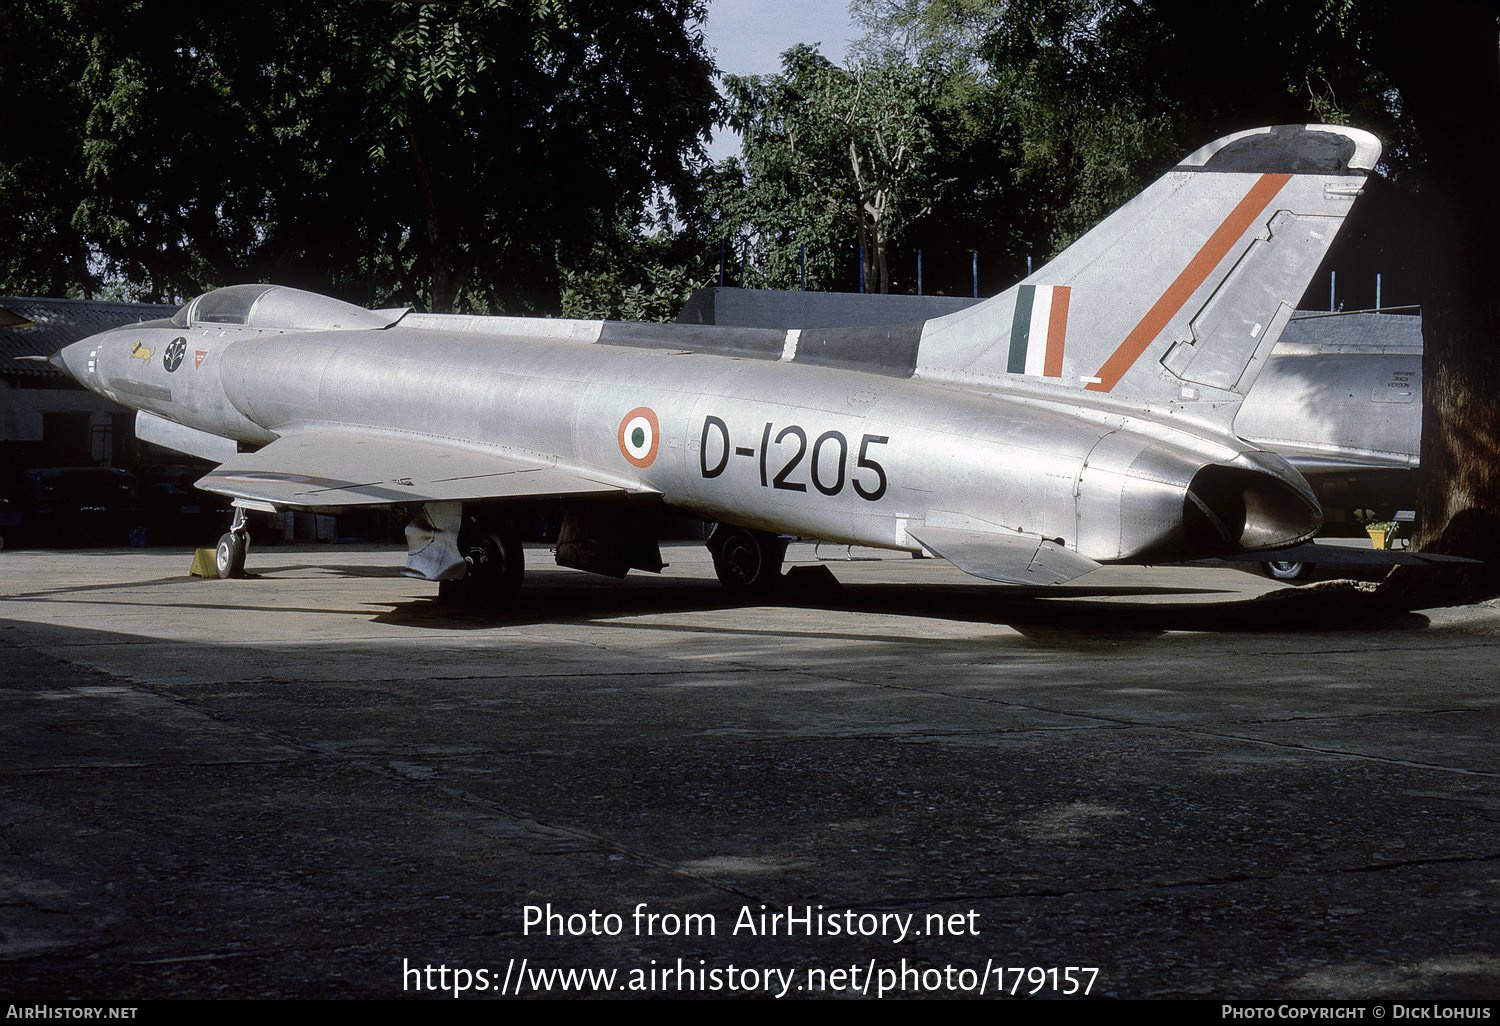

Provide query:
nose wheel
left=215, top=506, right=251, bottom=579
left=707, top=524, right=787, bottom=594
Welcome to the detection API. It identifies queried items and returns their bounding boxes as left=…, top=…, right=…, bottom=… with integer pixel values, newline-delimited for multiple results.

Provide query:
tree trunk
left=1378, top=3, right=1500, bottom=602
left=403, top=108, right=462, bottom=313
left=855, top=219, right=871, bottom=292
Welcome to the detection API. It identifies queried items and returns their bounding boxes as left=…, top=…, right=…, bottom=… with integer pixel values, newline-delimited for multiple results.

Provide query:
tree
left=0, top=2, right=95, bottom=296
left=968, top=0, right=1407, bottom=252
left=348, top=0, right=718, bottom=312
left=1343, top=1, right=1500, bottom=598
left=0, top=1, right=719, bottom=314
left=559, top=220, right=710, bottom=322
left=719, top=45, right=947, bottom=294
left=852, top=1, right=1033, bottom=293
left=61, top=1, right=391, bottom=304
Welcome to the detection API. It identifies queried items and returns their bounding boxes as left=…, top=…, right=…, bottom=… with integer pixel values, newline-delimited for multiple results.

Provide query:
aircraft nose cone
left=54, top=341, right=91, bottom=383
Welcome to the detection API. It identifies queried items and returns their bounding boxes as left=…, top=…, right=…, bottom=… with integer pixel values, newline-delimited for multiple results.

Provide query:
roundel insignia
left=617, top=407, right=660, bottom=468
left=163, top=337, right=187, bottom=373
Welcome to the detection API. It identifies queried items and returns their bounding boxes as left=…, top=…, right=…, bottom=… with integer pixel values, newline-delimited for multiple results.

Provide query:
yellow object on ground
left=189, top=548, right=219, bottom=578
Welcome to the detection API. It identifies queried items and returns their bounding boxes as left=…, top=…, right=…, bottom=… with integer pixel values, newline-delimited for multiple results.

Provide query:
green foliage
left=560, top=225, right=710, bottom=322
left=342, top=0, right=718, bottom=312
left=0, top=0, right=1476, bottom=322
left=713, top=44, right=959, bottom=294
left=951, top=0, right=1407, bottom=253
left=0, top=0, right=718, bottom=313
left=0, top=1, right=93, bottom=295
left=560, top=259, right=705, bottom=323
left=52, top=1, right=382, bottom=303
left=823, top=0, right=1418, bottom=271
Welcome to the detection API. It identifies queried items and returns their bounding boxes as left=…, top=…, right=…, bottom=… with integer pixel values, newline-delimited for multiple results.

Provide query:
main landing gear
left=707, top=524, right=787, bottom=594
left=436, top=520, right=525, bottom=607
left=215, top=506, right=250, bottom=579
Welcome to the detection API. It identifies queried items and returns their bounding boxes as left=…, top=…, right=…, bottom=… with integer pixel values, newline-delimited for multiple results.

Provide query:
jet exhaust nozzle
left=1184, top=463, right=1322, bottom=554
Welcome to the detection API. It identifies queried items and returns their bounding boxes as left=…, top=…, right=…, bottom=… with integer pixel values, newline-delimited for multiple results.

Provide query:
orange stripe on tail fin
left=1043, top=286, right=1070, bottom=377
left=1086, top=172, right=1291, bottom=392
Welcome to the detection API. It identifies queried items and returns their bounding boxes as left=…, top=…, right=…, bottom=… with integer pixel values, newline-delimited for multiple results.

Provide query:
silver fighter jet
left=55, top=124, right=1381, bottom=603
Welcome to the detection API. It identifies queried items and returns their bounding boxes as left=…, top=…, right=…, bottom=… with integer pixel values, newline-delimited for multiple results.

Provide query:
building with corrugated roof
left=1, top=295, right=178, bottom=474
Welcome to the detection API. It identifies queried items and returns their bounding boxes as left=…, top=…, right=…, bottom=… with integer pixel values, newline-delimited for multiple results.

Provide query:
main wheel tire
left=437, top=524, right=525, bottom=606
left=215, top=531, right=247, bottom=579
left=1263, top=559, right=1315, bottom=583
left=708, top=525, right=786, bottom=593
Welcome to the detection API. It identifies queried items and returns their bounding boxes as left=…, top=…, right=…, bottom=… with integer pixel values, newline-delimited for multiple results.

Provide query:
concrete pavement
left=0, top=543, right=1496, bottom=998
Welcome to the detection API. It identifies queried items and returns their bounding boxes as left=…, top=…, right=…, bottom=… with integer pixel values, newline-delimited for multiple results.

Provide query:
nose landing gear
left=215, top=506, right=251, bottom=579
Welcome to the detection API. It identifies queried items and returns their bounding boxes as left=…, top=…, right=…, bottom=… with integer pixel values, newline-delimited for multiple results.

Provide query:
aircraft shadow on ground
left=0, top=554, right=1432, bottom=640
left=370, top=566, right=1431, bottom=639
left=249, top=562, right=414, bottom=579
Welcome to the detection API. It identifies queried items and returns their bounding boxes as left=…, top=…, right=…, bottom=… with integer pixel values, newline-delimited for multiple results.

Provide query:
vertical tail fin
left=915, top=125, right=1381, bottom=404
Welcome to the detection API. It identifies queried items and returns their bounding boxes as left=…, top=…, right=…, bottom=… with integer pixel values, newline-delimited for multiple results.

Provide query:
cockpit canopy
left=169, top=285, right=405, bottom=332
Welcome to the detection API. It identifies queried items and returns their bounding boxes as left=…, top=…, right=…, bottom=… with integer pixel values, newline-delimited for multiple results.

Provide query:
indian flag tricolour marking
left=1005, top=284, right=1072, bottom=377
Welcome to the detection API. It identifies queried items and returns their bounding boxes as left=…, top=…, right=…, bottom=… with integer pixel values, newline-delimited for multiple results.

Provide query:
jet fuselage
left=62, top=317, right=1318, bottom=564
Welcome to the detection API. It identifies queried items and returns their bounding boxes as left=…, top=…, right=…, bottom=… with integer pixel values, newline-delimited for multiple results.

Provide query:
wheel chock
left=189, top=548, right=219, bottom=578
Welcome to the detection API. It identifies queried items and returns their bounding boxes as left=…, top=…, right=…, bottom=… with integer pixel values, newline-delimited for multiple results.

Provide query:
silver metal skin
left=55, top=125, right=1381, bottom=589
left=1236, top=313, right=1422, bottom=474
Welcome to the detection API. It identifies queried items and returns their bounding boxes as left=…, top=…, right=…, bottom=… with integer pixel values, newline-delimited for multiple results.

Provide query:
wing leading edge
left=196, top=428, right=625, bottom=509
